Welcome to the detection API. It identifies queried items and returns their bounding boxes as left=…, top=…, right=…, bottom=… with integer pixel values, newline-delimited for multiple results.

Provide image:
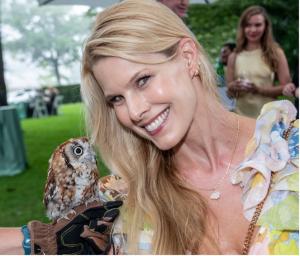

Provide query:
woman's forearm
left=0, top=228, right=24, bottom=255
left=257, top=85, right=283, bottom=97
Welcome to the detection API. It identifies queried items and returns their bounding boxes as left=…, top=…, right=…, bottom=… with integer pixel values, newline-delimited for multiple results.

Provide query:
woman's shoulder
left=227, top=52, right=237, bottom=67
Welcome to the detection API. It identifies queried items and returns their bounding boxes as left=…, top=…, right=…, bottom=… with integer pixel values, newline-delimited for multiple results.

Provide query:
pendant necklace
left=209, top=116, right=240, bottom=200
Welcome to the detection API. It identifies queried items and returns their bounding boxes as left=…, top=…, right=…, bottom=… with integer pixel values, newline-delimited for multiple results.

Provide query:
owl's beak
left=84, top=153, right=96, bottom=164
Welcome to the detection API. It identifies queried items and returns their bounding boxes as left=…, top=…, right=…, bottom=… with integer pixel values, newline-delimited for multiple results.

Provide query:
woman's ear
left=178, top=38, right=199, bottom=78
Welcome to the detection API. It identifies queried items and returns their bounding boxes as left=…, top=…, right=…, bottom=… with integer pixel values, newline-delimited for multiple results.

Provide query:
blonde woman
left=80, top=0, right=297, bottom=254
left=226, top=6, right=291, bottom=118
left=0, top=0, right=298, bottom=255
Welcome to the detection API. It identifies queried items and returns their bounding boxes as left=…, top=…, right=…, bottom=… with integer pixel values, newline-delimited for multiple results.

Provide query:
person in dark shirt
left=215, top=42, right=236, bottom=111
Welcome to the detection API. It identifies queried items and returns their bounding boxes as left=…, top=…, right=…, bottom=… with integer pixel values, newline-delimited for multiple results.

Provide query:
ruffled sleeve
left=98, top=175, right=127, bottom=201
left=231, top=100, right=299, bottom=254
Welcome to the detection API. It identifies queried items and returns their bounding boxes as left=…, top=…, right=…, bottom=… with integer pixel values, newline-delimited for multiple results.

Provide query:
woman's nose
left=250, top=25, right=256, bottom=32
left=127, top=94, right=150, bottom=122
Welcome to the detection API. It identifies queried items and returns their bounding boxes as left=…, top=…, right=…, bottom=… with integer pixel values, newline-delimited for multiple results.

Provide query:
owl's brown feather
left=43, top=167, right=56, bottom=208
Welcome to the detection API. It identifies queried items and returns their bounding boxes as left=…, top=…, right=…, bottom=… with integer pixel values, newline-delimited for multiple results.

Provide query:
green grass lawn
left=0, top=103, right=108, bottom=226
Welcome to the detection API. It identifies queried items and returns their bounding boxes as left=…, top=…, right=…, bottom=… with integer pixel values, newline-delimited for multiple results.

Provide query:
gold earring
left=193, top=70, right=199, bottom=78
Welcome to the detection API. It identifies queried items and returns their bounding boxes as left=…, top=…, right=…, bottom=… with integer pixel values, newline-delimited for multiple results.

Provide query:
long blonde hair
left=81, top=0, right=218, bottom=253
left=236, top=5, right=280, bottom=72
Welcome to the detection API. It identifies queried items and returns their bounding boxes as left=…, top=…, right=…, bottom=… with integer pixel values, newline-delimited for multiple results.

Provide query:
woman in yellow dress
left=226, top=6, right=291, bottom=118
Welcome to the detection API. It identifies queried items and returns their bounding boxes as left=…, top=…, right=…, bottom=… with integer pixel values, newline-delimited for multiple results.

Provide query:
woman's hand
left=282, top=83, right=296, bottom=97
left=27, top=200, right=123, bottom=255
left=227, top=79, right=256, bottom=97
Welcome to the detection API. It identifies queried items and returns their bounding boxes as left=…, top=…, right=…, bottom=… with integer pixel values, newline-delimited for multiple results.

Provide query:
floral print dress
left=231, top=100, right=299, bottom=254
left=99, top=100, right=299, bottom=255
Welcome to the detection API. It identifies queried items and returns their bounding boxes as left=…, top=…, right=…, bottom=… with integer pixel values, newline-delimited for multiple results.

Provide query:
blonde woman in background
left=226, top=6, right=291, bottom=118
left=0, top=1, right=298, bottom=254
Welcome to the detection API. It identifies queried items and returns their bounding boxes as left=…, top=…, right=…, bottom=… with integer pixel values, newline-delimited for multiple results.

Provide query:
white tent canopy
left=38, top=0, right=212, bottom=8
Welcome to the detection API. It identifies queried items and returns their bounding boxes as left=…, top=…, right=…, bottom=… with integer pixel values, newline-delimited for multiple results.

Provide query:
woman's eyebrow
left=104, top=69, right=147, bottom=100
left=126, top=69, right=147, bottom=86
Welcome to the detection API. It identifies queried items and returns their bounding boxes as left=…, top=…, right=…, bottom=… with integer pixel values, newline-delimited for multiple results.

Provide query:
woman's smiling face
left=92, top=44, right=200, bottom=150
left=244, top=14, right=266, bottom=44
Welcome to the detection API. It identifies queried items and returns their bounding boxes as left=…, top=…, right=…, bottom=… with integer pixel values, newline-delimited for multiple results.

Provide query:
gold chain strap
left=241, top=120, right=295, bottom=255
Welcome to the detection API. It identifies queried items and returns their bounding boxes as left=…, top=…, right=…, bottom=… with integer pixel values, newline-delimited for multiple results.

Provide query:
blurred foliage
left=56, top=84, right=81, bottom=103
left=187, top=0, right=298, bottom=71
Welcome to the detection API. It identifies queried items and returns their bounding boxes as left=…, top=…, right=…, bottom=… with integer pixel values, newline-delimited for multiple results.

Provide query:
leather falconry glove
left=27, top=200, right=123, bottom=255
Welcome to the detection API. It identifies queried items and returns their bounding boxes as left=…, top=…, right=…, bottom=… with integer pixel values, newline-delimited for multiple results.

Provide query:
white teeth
left=145, top=108, right=169, bottom=132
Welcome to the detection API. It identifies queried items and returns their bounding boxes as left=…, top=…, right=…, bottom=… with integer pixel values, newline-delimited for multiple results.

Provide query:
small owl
left=43, top=137, right=100, bottom=222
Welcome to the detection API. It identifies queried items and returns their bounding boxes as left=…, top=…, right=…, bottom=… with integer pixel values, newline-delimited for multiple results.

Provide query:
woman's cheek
left=115, top=108, right=131, bottom=127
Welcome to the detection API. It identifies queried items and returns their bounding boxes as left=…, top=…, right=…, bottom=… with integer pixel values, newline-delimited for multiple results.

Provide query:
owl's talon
left=70, top=209, right=77, bottom=215
left=57, top=209, right=77, bottom=222
left=57, top=216, right=70, bottom=222
left=85, top=198, right=100, bottom=207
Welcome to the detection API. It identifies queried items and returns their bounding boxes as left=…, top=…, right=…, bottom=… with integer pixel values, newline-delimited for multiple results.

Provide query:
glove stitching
left=80, top=213, right=90, bottom=220
left=61, top=225, right=84, bottom=254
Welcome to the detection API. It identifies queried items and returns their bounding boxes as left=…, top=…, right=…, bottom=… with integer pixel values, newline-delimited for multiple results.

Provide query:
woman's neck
left=245, top=42, right=261, bottom=51
left=173, top=91, right=256, bottom=182
left=173, top=96, right=236, bottom=174
left=175, top=112, right=255, bottom=191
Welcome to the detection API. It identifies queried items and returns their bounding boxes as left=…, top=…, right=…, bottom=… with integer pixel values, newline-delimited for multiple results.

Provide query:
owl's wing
left=43, top=167, right=57, bottom=208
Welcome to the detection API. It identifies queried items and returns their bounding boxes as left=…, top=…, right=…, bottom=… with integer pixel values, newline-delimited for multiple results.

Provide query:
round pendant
left=210, top=191, right=221, bottom=200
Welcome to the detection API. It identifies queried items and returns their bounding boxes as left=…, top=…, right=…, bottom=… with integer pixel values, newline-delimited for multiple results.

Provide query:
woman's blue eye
left=137, top=75, right=151, bottom=88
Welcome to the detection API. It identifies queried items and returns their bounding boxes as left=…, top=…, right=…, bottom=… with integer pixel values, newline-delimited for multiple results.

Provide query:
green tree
left=3, top=0, right=91, bottom=86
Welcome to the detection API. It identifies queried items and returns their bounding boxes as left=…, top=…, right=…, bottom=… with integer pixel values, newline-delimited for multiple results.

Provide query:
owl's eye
left=73, top=146, right=83, bottom=156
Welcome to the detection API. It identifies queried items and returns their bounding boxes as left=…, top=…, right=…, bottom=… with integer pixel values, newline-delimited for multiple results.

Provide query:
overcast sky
left=3, top=52, right=82, bottom=91
left=2, top=5, right=93, bottom=92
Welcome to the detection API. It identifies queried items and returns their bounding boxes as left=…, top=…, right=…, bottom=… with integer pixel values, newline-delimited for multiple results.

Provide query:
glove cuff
left=27, top=220, right=57, bottom=255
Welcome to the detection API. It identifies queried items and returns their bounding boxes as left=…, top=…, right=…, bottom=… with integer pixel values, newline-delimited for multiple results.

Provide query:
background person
left=158, top=0, right=189, bottom=18
left=283, top=62, right=299, bottom=118
left=43, top=87, right=59, bottom=115
left=226, top=5, right=291, bottom=118
left=215, top=42, right=236, bottom=111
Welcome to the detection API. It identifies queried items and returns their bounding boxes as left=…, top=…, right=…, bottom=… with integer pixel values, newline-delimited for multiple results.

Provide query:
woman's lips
left=144, top=107, right=170, bottom=135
